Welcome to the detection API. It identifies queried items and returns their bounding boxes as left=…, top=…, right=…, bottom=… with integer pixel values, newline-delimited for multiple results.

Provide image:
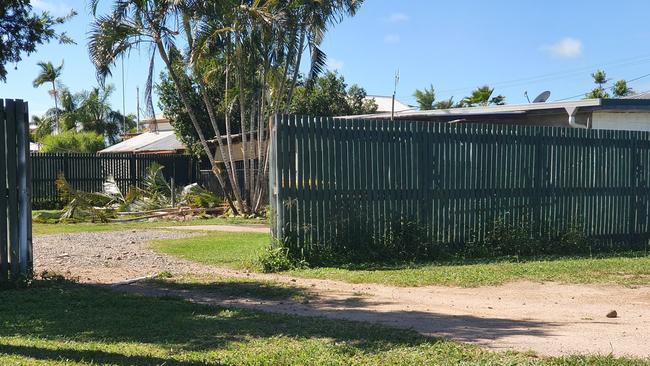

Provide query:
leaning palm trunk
left=155, top=41, right=239, bottom=215
left=237, top=41, right=250, bottom=207
left=195, top=74, right=249, bottom=214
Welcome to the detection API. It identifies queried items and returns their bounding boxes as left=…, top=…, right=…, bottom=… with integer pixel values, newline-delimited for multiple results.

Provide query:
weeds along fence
left=31, top=153, right=200, bottom=209
left=269, top=115, right=650, bottom=260
left=0, top=99, right=32, bottom=281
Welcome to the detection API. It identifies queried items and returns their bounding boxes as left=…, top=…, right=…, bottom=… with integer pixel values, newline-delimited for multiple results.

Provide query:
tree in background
left=434, top=97, right=455, bottom=109
left=414, top=85, right=436, bottom=110
left=31, top=84, right=136, bottom=148
left=585, top=70, right=634, bottom=99
left=347, top=85, right=378, bottom=115
left=290, top=71, right=377, bottom=117
left=156, top=64, right=237, bottom=157
left=613, top=79, right=633, bottom=98
left=586, top=70, right=610, bottom=98
left=78, top=85, right=136, bottom=144
left=31, top=115, right=53, bottom=142
left=90, top=0, right=363, bottom=215
left=0, top=0, right=75, bottom=81
left=33, top=61, right=64, bottom=129
left=462, top=85, right=506, bottom=107
left=40, top=130, right=105, bottom=153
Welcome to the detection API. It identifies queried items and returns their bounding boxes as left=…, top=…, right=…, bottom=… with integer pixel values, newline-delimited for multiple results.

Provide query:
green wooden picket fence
left=31, top=153, right=200, bottom=209
left=269, top=115, right=650, bottom=258
left=0, top=99, right=32, bottom=281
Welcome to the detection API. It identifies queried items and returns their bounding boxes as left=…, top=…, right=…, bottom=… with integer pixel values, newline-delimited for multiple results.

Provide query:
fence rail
left=31, top=153, right=200, bottom=208
left=270, top=115, right=650, bottom=258
left=0, top=99, right=32, bottom=281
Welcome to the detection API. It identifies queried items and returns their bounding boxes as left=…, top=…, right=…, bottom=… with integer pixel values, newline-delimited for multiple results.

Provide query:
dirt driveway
left=34, top=229, right=650, bottom=358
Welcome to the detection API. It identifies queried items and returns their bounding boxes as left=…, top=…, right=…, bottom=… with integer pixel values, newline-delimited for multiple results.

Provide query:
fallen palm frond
left=56, top=174, right=116, bottom=223
left=109, top=207, right=225, bottom=222
left=49, top=163, right=226, bottom=223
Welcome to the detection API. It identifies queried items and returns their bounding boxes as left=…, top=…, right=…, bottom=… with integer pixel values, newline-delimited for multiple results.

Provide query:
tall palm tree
left=89, top=0, right=243, bottom=213
left=89, top=0, right=363, bottom=215
left=613, top=80, right=633, bottom=98
left=33, top=61, right=64, bottom=131
left=463, top=85, right=506, bottom=107
left=414, top=85, right=436, bottom=110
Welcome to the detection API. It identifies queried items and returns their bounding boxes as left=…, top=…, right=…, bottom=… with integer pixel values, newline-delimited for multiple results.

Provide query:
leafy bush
left=258, top=245, right=298, bottom=273
left=278, top=209, right=605, bottom=266
left=40, top=130, right=106, bottom=153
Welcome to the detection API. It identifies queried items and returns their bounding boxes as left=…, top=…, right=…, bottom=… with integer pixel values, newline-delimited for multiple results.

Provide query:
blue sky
left=4, top=0, right=650, bottom=118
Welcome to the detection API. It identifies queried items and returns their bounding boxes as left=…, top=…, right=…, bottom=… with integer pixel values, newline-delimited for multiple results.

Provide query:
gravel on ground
left=34, top=230, right=211, bottom=283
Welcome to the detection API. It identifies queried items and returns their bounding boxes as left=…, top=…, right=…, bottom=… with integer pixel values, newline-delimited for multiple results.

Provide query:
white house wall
left=592, top=111, right=650, bottom=131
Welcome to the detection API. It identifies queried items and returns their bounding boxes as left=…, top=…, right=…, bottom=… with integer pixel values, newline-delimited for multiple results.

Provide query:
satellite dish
left=532, top=91, right=551, bottom=103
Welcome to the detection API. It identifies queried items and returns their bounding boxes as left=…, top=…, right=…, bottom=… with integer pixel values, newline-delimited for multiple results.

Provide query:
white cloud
left=384, top=34, right=401, bottom=44
left=541, top=37, right=583, bottom=59
left=31, top=0, right=72, bottom=16
left=387, top=12, right=409, bottom=23
left=327, top=58, right=344, bottom=71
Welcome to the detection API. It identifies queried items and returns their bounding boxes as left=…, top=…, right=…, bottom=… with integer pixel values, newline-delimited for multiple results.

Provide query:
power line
left=435, top=53, right=650, bottom=95
left=554, top=72, right=650, bottom=101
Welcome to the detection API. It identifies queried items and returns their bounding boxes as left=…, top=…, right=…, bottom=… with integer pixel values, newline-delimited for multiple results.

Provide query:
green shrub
left=258, top=245, right=298, bottom=273
left=40, top=130, right=106, bottom=153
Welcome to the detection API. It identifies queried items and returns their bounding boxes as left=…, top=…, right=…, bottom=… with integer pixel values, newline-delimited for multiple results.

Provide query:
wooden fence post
left=0, top=100, right=7, bottom=281
left=0, top=99, right=32, bottom=281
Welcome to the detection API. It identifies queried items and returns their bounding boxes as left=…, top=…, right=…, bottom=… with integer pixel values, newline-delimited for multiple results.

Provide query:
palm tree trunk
left=196, top=72, right=249, bottom=215
left=236, top=34, right=250, bottom=208
left=155, top=41, right=239, bottom=215
left=52, top=80, right=60, bottom=133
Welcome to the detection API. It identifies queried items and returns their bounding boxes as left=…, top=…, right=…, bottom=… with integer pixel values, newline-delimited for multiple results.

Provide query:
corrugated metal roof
left=338, top=99, right=606, bottom=120
left=99, top=131, right=185, bottom=153
left=365, top=95, right=414, bottom=113
left=624, top=91, right=650, bottom=99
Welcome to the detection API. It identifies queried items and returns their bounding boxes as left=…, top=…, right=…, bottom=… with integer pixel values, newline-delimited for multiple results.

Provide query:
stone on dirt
left=607, top=310, right=618, bottom=318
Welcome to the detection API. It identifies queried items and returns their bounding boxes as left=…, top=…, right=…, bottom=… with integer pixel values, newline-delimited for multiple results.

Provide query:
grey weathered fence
left=31, top=153, right=200, bottom=208
left=270, top=115, right=650, bottom=257
left=0, top=99, right=32, bottom=280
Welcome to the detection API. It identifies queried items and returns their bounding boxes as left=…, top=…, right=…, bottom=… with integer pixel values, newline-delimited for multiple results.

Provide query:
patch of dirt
left=35, top=230, right=650, bottom=358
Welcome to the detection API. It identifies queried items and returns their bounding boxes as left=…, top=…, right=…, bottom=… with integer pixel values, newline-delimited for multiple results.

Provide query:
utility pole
left=136, top=86, right=140, bottom=133
left=121, top=56, right=126, bottom=134
left=391, top=69, right=400, bottom=121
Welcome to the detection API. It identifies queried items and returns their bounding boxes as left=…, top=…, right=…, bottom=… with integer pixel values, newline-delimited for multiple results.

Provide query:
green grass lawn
left=33, top=216, right=267, bottom=236
left=151, top=232, right=650, bottom=287
left=150, top=232, right=266, bottom=270
left=0, top=280, right=645, bottom=365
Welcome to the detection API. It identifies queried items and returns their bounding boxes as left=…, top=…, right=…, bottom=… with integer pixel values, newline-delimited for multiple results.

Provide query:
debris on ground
left=34, top=163, right=227, bottom=223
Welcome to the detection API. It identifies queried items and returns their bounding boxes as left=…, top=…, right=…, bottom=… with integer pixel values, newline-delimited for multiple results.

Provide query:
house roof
left=624, top=91, right=650, bottom=99
left=99, top=130, right=185, bottom=154
left=339, top=98, right=650, bottom=121
left=365, top=95, right=414, bottom=113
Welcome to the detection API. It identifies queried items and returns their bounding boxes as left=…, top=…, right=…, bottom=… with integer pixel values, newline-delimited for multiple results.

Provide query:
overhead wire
left=554, top=72, right=650, bottom=101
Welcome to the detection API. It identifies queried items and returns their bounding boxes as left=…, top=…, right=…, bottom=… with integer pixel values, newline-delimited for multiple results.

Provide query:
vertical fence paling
left=0, top=99, right=32, bottom=280
left=270, top=115, right=650, bottom=255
